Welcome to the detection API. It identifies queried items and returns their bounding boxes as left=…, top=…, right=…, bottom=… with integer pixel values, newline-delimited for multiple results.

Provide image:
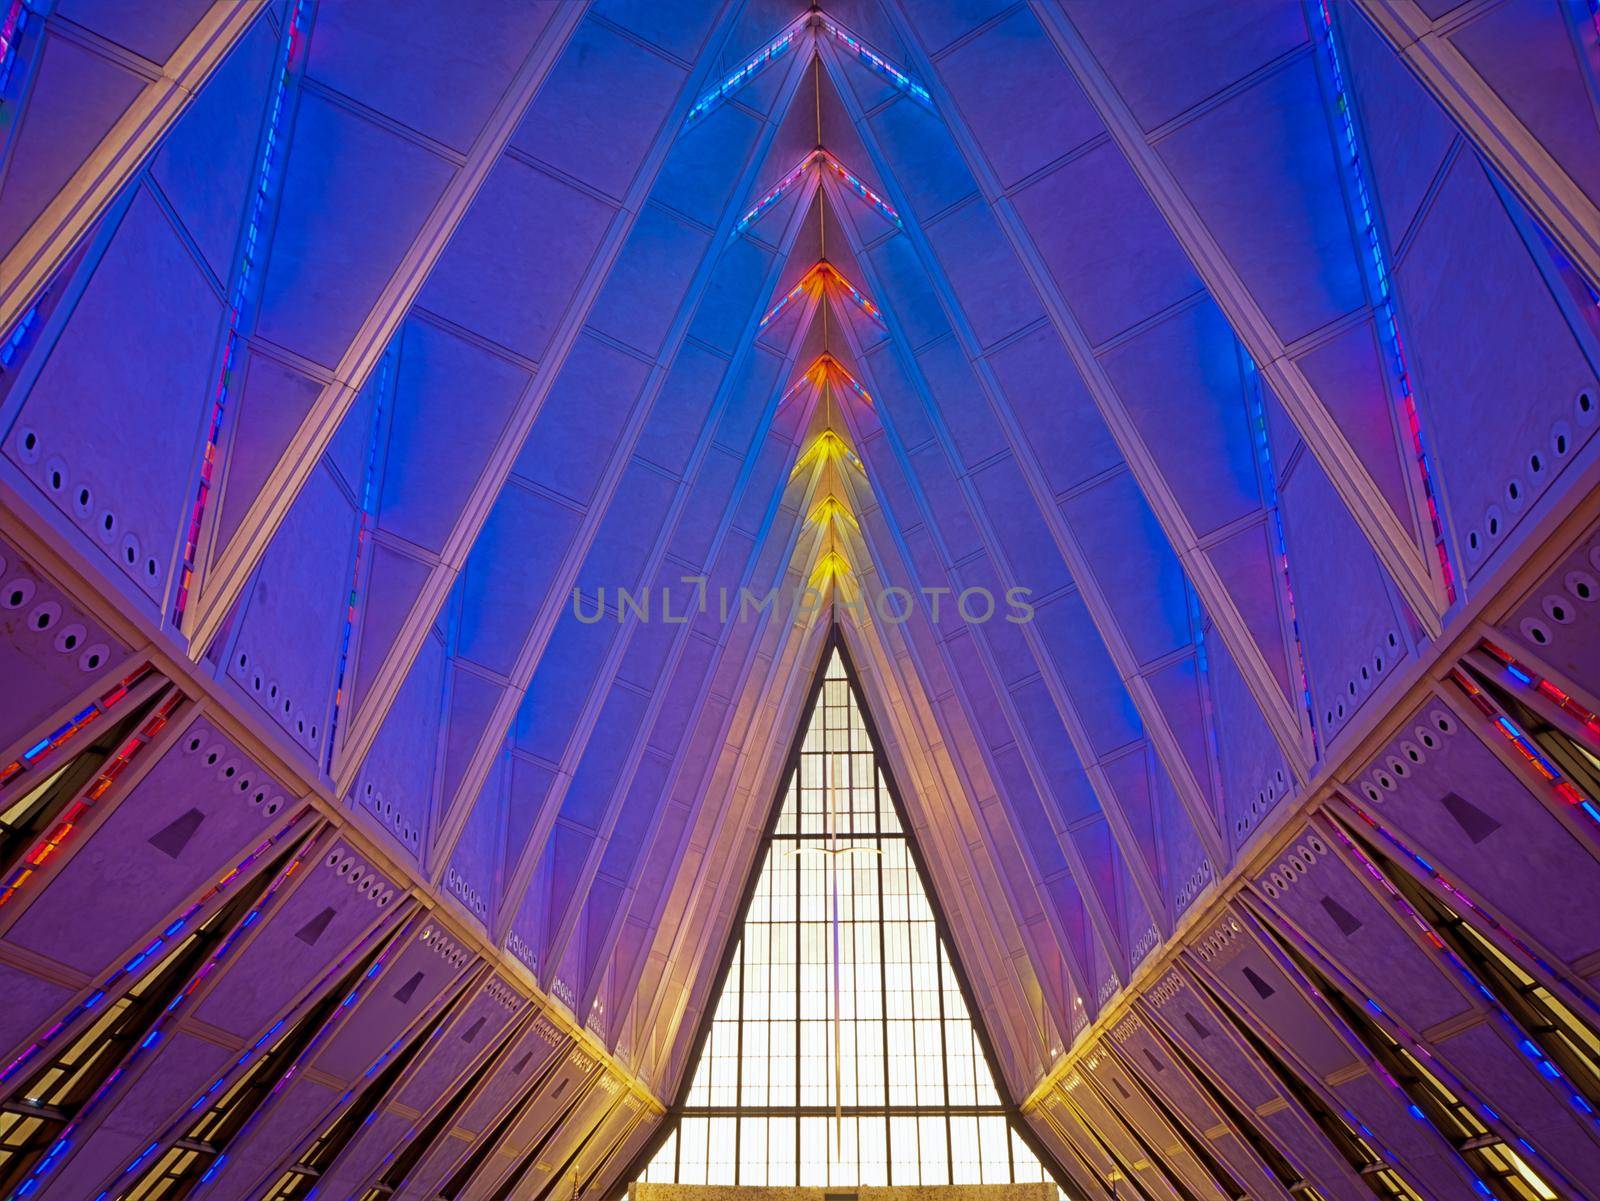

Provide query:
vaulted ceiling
left=2, top=0, right=1600, bottom=1196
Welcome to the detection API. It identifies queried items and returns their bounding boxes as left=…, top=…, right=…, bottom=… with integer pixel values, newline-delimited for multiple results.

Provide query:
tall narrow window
left=638, top=645, right=1061, bottom=1188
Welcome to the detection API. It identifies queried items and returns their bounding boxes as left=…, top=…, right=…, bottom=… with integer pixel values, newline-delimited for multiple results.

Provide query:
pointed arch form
left=623, top=627, right=1078, bottom=1191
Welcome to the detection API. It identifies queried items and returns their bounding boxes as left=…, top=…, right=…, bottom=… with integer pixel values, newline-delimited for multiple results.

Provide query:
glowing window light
left=822, top=261, right=883, bottom=324
left=1478, top=639, right=1600, bottom=740
left=15, top=827, right=311, bottom=1199
left=817, top=14, right=933, bottom=109
left=823, top=354, right=874, bottom=406
left=820, top=151, right=900, bottom=228
left=686, top=17, right=808, bottom=126
left=806, top=496, right=858, bottom=533
left=1449, top=669, right=1596, bottom=814
left=734, top=149, right=901, bottom=240
left=0, top=665, right=154, bottom=791
left=1314, top=2, right=1455, bottom=607
left=174, top=0, right=309, bottom=622
left=0, top=823, right=308, bottom=1087
left=81, top=908, right=406, bottom=1201
left=736, top=151, right=820, bottom=235
left=792, top=430, right=864, bottom=478
left=0, top=0, right=26, bottom=99
left=760, top=263, right=883, bottom=331
left=324, top=350, right=391, bottom=767
left=1242, top=354, right=1317, bottom=754
left=0, top=687, right=181, bottom=910
left=1327, top=820, right=1600, bottom=1126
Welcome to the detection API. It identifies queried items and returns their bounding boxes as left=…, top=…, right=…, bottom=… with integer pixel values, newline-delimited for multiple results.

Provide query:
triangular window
left=638, top=643, right=1060, bottom=1188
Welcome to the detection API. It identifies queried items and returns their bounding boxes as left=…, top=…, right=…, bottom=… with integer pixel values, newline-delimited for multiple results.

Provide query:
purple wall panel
left=36, top=1030, right=232, bottom=1201
left=5, top=714, right=294, bottom=975
left=1206, top=631, right=1291, bottom=854
left=350, top=629, right=447, bottom=861
left=254, top=94, right=454, bottom=368
left=1252, top=821, right=1472, bottom=1031
left=1186, top=907, right=1359, bottom=1079
left=1106, top=301, right=1262, bottom=541
left=1080, top=1043, right=1227, bottom=1201
left=208, top=1076, right=340, bottom=1199
left=1060, top=473, right=1192, bottom=667
left=377, top=320, right=531, bottom=556
left=306, top=0, right=557, bottom=155
left=420, top=157, right=614, bottom=365
left=1155, top=58, right=1364, bottom=345
left=6, top=188, right=221, bottom=606
left=1277, top=444, right=1411, bottom=748
left=510, top=16, right=685, bottom=202
left=209, top=349, right=325, bottom=558
left=1437, top=1020, right=1600, bottom=1187
left=224, top=464, right=355, bottom=762
left=1060, top=0, right=1306, bottom=132
left=1448, top=0, right=1600, bottom=208
left=1335, top=0, right=1457, bottom=245
left=1397, top=156, right=1600, bottom=584
left=0, top=965, right=73, bottom=1066
left=1325, top=1070, right=1481, bottom=1201
left=1493, top=517, right=1600, bottom=696
left=1344, top=694, right=1600, bottom=965
left=454, top=483, right=581, bottom=679
left=314, top=1107, right=414, bottom=1199
left=150, top=12, right=278, bottom=281
left=0, top=33, right=141, bottom=260
left=0, top=534, right=132, bottom=744
left=987, top=325, right=1123, bottom=496
left=309, top=922, right=475, bottom=1086
left=195, top=838, right=399, bottom=1037
left=395, top=976, right=526, bottom=1112
left=1109, top=1015, right=1292, bottom=1201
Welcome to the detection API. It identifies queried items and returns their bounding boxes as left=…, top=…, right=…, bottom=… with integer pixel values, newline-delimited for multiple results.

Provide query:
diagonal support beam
left=328, top=0, right=764, bottom=799
left=874, top=2, right=1315, bottom=788
left=1349, top=0, right=1600, bottom=289
left=816, top=42, right=1236, bottom=880
left=0, top=0, right=271, bottom=333
left=424, top=37, right=820, bottom=882
left=181, top=0, right=591, bottom=654
left=1028, top=0, right=1447, bottom=639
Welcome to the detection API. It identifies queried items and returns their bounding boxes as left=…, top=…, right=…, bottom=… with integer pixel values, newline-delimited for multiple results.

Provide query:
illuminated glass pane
left=635, top=648, right=1061, bottom=1188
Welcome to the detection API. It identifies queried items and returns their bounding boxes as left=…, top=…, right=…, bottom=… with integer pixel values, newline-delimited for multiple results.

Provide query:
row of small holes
left=1174, top=860, right=1212, bottom=910
left=14, top=432, right=160, bottom=591
left=1194, top=917, right=1244, bottom=963
left=1356, top=709, right=1457, bottom=804
left=1147, top=972, right=1187, bottom=1006
left=419, top=925, right=470, bottom=968
left=1324, top=631, right=1400, bottom=730
left=1466, top=395, right=1593, bottom=560
left=507, top=932, right=536, bottom=972
left=234, top=650, right=321, bottom=747
left=1516, top=545, right=1600, bottom=648
left=1257, top=833, right=1329, bottom=899
left=446, top=867, right=489, bottom=918
left=325, top=848, right=395, bottom=905
left=552, top=977, right=576, bottom=1006
left=1235, top=767, right=1290, bottom=837
left=485, top=980, right=522, bottom=1010
left=361, top=779, right=419, bottom=847
left=183, top=727, right=286, bottom=815
left=1095, top=977, right=1118, bottom=1006
left=0, top=573, right=111, bottom=671
left=1131, top=924, right=1159, bottom=962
